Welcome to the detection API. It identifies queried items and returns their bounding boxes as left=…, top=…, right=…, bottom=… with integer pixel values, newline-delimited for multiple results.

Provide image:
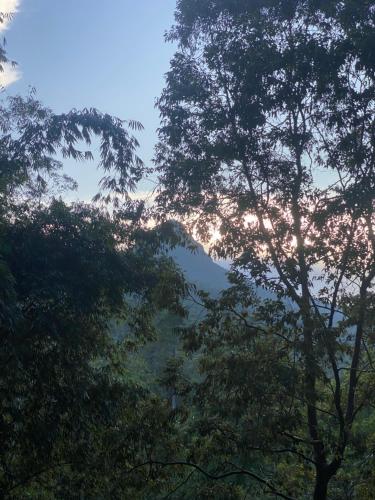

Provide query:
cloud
left=0, top=61, right=20, bottom=86
left=0, top=0, right=21, bottom=86
left=0, top=0, right=20, bottom=11
left=0, top=0, right=20, bottom=31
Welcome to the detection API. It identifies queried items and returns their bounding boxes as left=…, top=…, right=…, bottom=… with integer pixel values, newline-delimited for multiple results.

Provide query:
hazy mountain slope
left=123, top=237, right=272, bottom=381
left=168, top=236, right=274, bottom=301
left=167, top=241, right=230, bottom=294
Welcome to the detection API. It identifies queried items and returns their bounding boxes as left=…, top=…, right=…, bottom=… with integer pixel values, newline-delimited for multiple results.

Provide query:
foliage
left=155, top=0, right=375, bottom=498
left=0, top=94, right=188, bottom=498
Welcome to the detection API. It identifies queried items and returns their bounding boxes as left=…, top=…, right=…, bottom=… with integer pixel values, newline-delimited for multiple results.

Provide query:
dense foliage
left=1, top=1, right=375, bottom=498
left=0, top=94, right=189, bottom=498
left=155, top=0, right=375, bottom=498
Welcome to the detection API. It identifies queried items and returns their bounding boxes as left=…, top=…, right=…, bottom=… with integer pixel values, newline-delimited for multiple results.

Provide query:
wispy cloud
left=0, top=61, right=20, bottom=86
left=0, top=0, right=21, bottom=87
left=0, top=0, right=20, bottom=31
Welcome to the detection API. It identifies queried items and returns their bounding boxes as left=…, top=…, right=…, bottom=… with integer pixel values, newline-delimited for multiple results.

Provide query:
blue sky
left=3, top=0, right=177, bottom=199
left=2, top=0, right=335, bottom=199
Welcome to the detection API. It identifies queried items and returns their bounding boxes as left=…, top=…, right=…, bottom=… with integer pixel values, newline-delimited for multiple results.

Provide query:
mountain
left=123, top=234, right=270, bottom=382
left=167, top=241, right=230, bottom=295
left=124, top=233, right=343, bottom=386
left=122, top=239, right=230, bottom=383
left=168, top=237, right=274, bottom=301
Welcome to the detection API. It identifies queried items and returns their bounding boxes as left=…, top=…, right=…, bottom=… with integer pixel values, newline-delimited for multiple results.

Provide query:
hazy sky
left=2, top=0, right=177, bottom=199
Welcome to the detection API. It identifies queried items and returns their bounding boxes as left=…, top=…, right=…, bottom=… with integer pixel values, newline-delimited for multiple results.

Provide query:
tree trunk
left=313, top=470, right=329, bottom=500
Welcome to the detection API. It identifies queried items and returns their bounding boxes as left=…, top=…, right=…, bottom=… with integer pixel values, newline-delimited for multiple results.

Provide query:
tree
left=0, top=95, right=187, bottom=497
left=155, top=1, right=375, bottom=498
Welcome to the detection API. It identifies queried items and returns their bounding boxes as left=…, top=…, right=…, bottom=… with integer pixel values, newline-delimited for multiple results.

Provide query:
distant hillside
left=166, top=232, right=274, bottom=301
left=167, top=241, right=229, bottom=295
left=121, top=233, right=272, bottom=382
left=122, top=232, right=342, bottom=385
left=120, top=238, right=230, bottom=383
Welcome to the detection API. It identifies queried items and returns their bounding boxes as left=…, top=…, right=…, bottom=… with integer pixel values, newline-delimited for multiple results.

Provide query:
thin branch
left=163, top=470, right=195, bottom=499
left=150, top=460, right=295, bottom=500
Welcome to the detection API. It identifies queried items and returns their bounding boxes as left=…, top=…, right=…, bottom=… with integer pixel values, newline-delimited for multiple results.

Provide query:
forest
left=1, top=1, right=375, bottom=498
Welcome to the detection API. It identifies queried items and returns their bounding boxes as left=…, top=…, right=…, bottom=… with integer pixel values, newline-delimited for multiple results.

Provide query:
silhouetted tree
left=0, top=95, right=186, bottom=497
left=155, top=1, right=375, bottom=498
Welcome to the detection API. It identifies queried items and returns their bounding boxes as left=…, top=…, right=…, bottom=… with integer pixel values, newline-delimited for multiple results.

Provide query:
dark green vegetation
left=154, top=0, right=375, bottom=498
left=0, top=94, right=189, bottom=498
left=1, top=1, right=375, bottom=499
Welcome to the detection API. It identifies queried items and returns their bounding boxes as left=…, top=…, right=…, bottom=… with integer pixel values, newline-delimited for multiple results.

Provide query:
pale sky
left=1, top=0, right=336, bottom=200
left=1, top=0, right=176, bottom=200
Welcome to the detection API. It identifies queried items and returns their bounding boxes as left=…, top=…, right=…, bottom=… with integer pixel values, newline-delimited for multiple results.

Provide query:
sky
left=0, top=0, right=337, bottom=201
left=1, top=0, right=177, bottom=200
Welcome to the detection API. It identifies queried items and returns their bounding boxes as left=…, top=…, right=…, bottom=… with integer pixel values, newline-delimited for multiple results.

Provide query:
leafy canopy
left=0, top=94, right=187, bottom=498
left=155, top=1, right=375, bottom=498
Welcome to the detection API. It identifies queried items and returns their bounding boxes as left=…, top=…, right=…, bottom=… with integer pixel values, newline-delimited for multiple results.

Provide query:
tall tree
left=155, top=1, right=375, bottom=498
left=0, top=95, right=187, bottom=497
